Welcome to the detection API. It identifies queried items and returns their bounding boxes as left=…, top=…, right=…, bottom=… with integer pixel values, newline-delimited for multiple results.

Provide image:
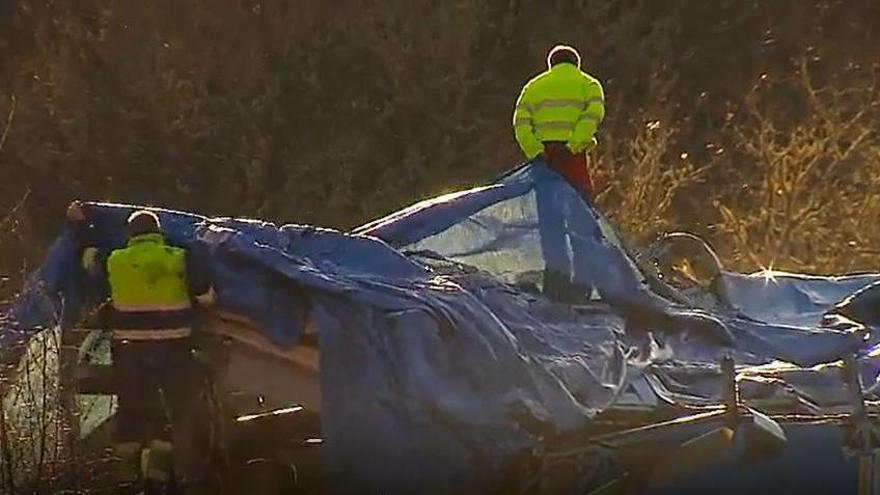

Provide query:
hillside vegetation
left=1, top=0, right=879, bottom=285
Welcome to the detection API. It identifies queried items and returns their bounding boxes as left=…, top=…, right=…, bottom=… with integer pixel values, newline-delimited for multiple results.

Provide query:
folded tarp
left=2, top=160, right=876, bottom=493
left=2, top=200, right=631, bottom=494
left=719, top=271, right=880, bottom=328
left=357, top=162, right=866, bottom=368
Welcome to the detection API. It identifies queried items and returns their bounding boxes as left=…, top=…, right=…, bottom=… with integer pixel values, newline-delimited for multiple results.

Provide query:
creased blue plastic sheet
left=358, top=162, right=867, bottom=368
left=3, top=201, right=632, bottom=494
left=356, top=160, right=880, bottom=410
left=719, top=271, right=880, bottom=327
left=3, top=160, right=879, bottom=493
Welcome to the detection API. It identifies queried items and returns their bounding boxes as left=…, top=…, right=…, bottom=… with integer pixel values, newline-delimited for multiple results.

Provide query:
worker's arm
left=57, top=202, right=114, bottom=333
left=566, top=79, right=605, bottom=154
left=513, top=83, right=545, bottom=160
left=185, top=248, right=215, bottom=305
left=68, top=201, right=97, bottom=268
left=68, top=201, right=93, bottom=257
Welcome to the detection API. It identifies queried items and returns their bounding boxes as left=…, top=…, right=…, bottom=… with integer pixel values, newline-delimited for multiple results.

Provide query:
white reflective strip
left=514, top=117, right=532, bottom=127
left=534, top=98, right=585, bottom=111
left=535, top=121, right=575, bottom=131
left=112, top=301, right=191, bottom=312
left=580, top=114, right=602, bottom=123
left=584, top=96, right=604, bottom=107
left=112, top=327, right=192, bottom=340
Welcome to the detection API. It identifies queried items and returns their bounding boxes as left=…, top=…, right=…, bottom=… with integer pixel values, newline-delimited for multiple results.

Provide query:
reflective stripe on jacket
left=512, top=63, right=605, bottom=160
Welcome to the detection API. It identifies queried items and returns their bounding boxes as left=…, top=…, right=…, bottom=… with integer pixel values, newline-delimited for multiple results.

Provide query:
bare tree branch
left=0, top=189, right=31, bottom=233
left=0, top=94, right=15, bottom=155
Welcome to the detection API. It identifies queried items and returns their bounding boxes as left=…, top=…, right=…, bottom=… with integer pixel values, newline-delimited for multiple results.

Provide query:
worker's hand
left=195, top=286, right=217, bottom=307
left=81, top=247, right=99, bottom=273
left=66, top=200, right=86, bottom=223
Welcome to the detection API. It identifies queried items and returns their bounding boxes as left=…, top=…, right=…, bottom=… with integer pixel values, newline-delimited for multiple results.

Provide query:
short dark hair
left=547, top=44, right=581, bottom=69
left=127, top=210, right=161, bottom=237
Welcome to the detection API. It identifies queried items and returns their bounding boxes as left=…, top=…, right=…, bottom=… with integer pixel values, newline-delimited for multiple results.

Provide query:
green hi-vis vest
left=512, top=63, right=606, bottom=160
left=107, top=233, right=192, bottom=313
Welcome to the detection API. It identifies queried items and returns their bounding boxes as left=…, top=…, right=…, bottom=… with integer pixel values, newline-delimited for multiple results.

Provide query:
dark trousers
left=538, top=142, right=596, bottom=303
left=112, top=338, right=196, bottom=443
left=544, top=142, right=594, bottom=198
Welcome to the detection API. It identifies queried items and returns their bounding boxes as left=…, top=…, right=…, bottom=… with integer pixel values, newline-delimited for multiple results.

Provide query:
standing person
left=70, top=204, right=211, bottom=494
left=512, top=44, right=605, bottom=199
left=512, top=45, right=605, bottom=302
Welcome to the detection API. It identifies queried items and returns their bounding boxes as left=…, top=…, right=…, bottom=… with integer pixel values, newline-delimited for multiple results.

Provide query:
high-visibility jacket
left=512, top=63, right=605, bottom=160
left=106, top=233, right=193, bottom=340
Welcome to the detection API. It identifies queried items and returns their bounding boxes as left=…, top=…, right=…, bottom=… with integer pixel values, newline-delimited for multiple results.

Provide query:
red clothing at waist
left=543, top=142, right=593, bottom=198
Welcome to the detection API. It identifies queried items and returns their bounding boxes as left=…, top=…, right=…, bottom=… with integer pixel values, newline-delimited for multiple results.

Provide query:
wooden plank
left=65, top=310, right=321, bottom=396
left=205, top=311, right=320, bottom=374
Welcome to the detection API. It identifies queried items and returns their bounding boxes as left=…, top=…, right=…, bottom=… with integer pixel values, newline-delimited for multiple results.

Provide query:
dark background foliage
left=1, top=0, right=879, bottom=285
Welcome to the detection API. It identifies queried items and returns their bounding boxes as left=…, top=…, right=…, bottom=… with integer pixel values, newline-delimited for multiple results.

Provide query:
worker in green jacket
left=70, top=204, right=212, bottom=494
left=513, top=44, right=605, bottom=198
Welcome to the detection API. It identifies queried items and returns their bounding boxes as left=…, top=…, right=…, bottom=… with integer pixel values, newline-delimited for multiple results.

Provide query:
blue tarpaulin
left=3, top=160, right=878, bottom=493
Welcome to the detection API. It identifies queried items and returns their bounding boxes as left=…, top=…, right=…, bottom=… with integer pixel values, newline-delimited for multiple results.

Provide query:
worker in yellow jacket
left=69, top=204, right=212, bottom=494
left=513, top=44, right=605, bottom=198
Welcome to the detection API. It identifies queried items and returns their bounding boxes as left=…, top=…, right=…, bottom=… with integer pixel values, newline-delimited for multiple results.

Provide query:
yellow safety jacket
left=512, top=63, right=605, bottom=160
left=106, top=233, right=192, bottom=340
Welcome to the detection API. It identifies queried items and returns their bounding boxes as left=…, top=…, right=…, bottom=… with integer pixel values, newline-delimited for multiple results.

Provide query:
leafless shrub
left=593, top=72, right=708, bottom=246
left=0, top=316, right=73, bottom=493
left=595, top=118, right=706, bottom=246
left=0, top=209, right=92, bottom=493
left=715, top=57, right=880, bottom=273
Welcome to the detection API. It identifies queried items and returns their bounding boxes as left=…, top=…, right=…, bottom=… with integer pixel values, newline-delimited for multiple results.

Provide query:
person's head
left=547, top=44, right=581, bottom=70
left=127, top=210, right=161, bottom=238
